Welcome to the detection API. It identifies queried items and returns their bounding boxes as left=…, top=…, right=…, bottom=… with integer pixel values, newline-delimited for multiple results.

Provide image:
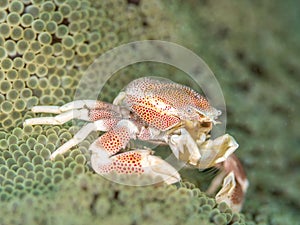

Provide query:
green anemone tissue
left=1, top=0, right=298, bottom=224
left=0, top=0, right=174, bottom=131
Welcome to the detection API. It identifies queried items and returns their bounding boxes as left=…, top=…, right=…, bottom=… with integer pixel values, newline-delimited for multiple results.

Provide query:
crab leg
left=49, top=118, right=120, bottom=160
left=30, top=100, right=121, bottom=113
left=24, top=100, right=127, bottom=126
left=206, top=170, right=227, bottom=195
left=24, top=103, right=125, bottom=159
left=24, top=108, right=123, bottom=125
left=89, top=120, right=181, bottom=184
left=24, top=109, right=92, bottom=125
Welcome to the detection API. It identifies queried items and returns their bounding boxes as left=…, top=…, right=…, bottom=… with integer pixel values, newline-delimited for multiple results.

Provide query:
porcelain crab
left=24, top=76, right=248, bottom=212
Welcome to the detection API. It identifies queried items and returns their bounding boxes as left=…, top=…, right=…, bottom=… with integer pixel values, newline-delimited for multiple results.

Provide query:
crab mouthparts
left=193, top=107, right=222, bottom=125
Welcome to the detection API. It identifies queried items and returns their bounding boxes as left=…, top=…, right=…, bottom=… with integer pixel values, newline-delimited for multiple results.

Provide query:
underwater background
left=0, top=0, right=299, bottom=224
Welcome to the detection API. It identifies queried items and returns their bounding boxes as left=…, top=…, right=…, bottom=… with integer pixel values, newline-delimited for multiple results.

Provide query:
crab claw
left=134, top=149, right=181, bottom=184
left=215, top=172, right=244, bottom=212
left=197, top=134, right=239, bottom=169
left=90, top=148, right=181, bottom=185
left=213, top=155, right=249, bottom=212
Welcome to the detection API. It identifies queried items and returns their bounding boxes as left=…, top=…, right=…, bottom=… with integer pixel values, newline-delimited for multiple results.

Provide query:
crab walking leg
left=206, top=170, right=227, bottom=195
left=24, top=106, right=123, bottom=126
left=24, top=100, right=128, bottom=126
left=24, top=105, right=124, bottom=159
left=24, top=109, right=91, bottom=125
left=30, top=100, right=121, bottom=114
left=49, top=118, right=120, bottom=160
left=213, top=154, right=249, bottom=212
left=50, top=123, right=96, bottom=160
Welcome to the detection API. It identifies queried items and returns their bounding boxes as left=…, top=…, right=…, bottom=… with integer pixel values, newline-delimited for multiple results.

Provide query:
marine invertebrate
left=24, top=76, right=248, bottom=212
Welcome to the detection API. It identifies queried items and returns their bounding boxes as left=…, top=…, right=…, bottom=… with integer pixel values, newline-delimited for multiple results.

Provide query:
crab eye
left=186, top=106, right=194, bottom=113
left=212, top=110, right=222, bottom=120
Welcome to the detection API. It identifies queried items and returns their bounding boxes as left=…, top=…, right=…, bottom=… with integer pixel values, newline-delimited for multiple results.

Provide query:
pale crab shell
left=117, top=77, right=221, bottom=130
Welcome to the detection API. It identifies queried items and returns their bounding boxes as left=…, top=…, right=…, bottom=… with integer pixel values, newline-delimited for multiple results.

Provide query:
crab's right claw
left=91, top=149, right=181, bottom=185
left=136, top=150, right=181, bottom=184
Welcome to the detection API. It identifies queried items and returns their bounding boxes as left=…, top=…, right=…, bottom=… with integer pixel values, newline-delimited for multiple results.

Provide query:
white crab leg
left=112, top=91, right=126, bottom=105
left=26, top=100, right=129, bottom=127
left=30, top=100, right=121, bottom=114
left=60, top=100, right=122, bottom=112
left=49, top=118, right=123, bottom=160
left=60, top=100, right=102, bottom=111
left=50, top=123, right=91, bottom=159
left=24, top=109, right=90, bottom=125
left=49, top=117, right=122, bottom=160
left=31, top=105, right=62, bottom=114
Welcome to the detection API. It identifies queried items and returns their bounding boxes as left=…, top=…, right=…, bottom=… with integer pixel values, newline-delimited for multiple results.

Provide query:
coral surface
left=1, top=0, right=300, bottom=225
